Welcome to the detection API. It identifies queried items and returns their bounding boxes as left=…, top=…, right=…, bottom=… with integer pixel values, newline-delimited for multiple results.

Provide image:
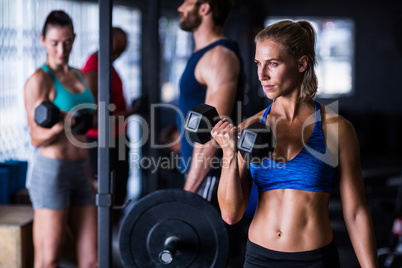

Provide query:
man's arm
left=184, top=45, right=240, bottom=193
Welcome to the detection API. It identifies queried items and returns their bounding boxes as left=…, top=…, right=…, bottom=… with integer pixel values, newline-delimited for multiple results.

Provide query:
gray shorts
left=28, top=152, right=95, bottom=210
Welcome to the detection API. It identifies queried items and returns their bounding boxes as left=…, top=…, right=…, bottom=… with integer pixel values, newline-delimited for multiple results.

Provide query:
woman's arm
left=24, top=71, right=65, bottom=147
left=337, top=117, right=378, bottom=267
left=212, top=112, right=265, bottom=225
left=217, top=148, right=252, bottom=225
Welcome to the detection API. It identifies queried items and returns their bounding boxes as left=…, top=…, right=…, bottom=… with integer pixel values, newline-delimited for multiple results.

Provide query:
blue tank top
left=250, top=101, right=337, bottom=193
left=41, top=64, right=94, bottom=112
left=177, top=39, right=245, bottom=173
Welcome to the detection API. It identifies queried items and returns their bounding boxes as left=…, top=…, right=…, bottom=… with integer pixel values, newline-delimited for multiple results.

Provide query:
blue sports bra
left=41, top=64, right=94, bottom=113
left=250, top=101, right=337, bottom=193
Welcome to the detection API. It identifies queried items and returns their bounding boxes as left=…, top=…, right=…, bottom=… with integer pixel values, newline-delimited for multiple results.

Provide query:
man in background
left=82, top=27, right=138, bottom=209
left=176, top=1, right=246, bottom=266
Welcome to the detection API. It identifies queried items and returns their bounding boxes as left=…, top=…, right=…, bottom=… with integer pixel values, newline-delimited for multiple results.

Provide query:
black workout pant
left=244, top=239, right=340, bottom=268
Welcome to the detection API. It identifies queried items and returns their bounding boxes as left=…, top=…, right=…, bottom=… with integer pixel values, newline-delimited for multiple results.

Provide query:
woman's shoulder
left=70, top=67, right=85, bottom=77
left=319, top=103, right=359, bottom=164
left=24, top=67, right=53, bottom=97
left=25, top=67, right=52, bottom=88
left=320, top=103, right=356, bottom=136
left=238, top=108, right=267, bottom=130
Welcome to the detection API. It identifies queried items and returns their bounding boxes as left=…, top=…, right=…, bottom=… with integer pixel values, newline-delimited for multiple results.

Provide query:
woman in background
left=24, top=10, right=97, bottom=268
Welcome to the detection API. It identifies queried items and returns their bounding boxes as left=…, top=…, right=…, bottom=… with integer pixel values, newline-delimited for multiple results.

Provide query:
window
left=159, top=16, right=193, bottom=104
left=265, top=17, right=355, bottom=97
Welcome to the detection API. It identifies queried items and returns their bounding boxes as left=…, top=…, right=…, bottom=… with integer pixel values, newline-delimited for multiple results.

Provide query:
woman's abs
left=248, top=189, right=333, bottom=253
left=40, top=134, right=89, bottom=160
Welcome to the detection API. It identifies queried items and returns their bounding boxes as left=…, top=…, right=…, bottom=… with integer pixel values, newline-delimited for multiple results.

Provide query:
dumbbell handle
left=158, top=236, right=180, bottom=264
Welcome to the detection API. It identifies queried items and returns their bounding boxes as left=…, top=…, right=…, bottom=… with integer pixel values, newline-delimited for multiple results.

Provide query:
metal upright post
left=97, top=0, right=113, bottom=267
left=142, top=0, right=161, bottom=194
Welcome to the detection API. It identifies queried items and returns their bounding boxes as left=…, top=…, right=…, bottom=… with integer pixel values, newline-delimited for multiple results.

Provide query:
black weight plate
left=147, top=217, right=199, bottom=266
left=119, top=189, right=228, bottom=268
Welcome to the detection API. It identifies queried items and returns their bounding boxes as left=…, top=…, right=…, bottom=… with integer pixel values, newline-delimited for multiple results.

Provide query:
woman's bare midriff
left=40, top=133, right=89, bottom=160
left=248, top=188, right=333, bottom=252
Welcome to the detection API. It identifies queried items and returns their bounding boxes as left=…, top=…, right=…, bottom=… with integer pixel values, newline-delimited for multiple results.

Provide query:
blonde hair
left=255, top=20, right=318, bottom=102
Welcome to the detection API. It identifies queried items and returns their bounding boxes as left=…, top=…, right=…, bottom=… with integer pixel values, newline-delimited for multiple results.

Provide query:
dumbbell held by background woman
left=34, top=101, right=93, bottom=134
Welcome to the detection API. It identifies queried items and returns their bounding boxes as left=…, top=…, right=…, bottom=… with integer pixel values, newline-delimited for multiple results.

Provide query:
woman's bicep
left=337, top=119, right=367, bottom=218
left=24, top=73, right=53, bottom=138
left=25, top=75, right=49, bottom=120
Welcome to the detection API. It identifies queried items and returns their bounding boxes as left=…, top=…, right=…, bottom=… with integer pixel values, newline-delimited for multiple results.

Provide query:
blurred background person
left=24, top=10, right=98, bottom=268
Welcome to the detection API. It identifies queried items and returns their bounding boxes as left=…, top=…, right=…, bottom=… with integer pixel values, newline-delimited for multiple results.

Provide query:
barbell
left=119, top=189, right=228, bottom=267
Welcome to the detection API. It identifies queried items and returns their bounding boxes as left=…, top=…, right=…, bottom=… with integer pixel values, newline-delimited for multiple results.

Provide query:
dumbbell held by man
left=34, top=101, right=93, bottom=134
left=185, top=103, right=273, bottom=163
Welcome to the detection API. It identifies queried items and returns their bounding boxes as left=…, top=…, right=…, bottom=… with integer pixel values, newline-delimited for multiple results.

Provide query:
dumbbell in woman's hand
left=34, top=101, right=62, bottom=128
left=184, top=104, right=273, bottom=163
left=34, top=101, right=93, bottom=134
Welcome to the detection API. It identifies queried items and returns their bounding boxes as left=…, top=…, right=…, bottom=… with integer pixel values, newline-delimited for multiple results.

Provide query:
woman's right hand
left=211, top=118, right=238, bottom=156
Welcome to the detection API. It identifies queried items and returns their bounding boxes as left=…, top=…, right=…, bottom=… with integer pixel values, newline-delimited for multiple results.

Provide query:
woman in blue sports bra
left=211, top=20, right=378, bottom=267
left=24, top=11, right=97, bottom=267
